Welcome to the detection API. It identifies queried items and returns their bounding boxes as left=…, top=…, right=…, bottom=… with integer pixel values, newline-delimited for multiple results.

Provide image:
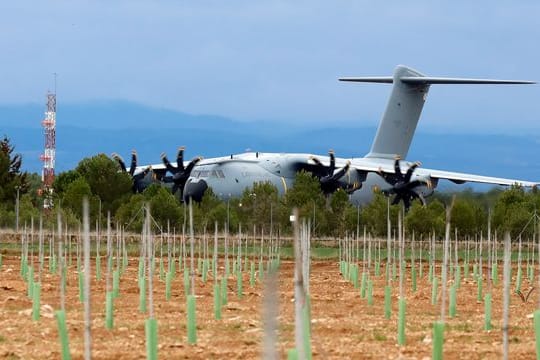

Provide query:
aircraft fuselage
left=180, top=151, right=435, bottom=205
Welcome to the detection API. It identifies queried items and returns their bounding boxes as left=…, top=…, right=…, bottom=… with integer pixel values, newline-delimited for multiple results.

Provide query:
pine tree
left=0, top=136, right=28, bottom=207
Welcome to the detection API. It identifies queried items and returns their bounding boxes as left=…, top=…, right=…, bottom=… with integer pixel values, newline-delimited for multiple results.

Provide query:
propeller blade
left=176, top=146, right=185, bottom=171
left=377, top=167, right=398, bottom=186
left=404, top=162, right=420, bottom=183
left=393, top=157, right=403, bottom=180
left=403, top=196, right=411, bottom=212
left=330, top=161, right=350, bottom=181
left=160, top=147, right=202, bottom=199
left=310, top=156, right=324, bottom=168
left=129, top=150, right=137, bottom=176
left=306, top=151, right=363, bottom=196
left=113, top=150, right=153, bottom=193
left=112, top=153, right=127, bottom=173
left=184, top=156, right=202, bottom=174
left=378, top=158, right=429, bottom=212
left=161, top=152, right=178, bottom=173
left=329, top=150, right=336, bottom=175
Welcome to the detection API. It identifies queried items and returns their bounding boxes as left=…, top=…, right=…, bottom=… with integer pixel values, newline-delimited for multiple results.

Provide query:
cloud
left=0, top=1, right=539, bottom=131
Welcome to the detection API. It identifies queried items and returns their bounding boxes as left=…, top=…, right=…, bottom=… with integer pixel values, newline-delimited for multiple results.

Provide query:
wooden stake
left=440, top=196, right=455, bottom=322
left=293, top=209, right=305, bottom=360
left=502, top=231, right=511, bottom=360
left=83, top=199, right=92, bottom=360
left=262, top=267, right=278, bottom=360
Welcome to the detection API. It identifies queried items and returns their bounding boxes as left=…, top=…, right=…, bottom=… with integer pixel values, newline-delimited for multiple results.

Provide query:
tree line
left=1, top=136, right=539, bottom=239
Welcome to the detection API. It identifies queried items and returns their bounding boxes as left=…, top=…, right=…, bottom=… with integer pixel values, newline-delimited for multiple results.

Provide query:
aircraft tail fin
left=340, top=65, right=534, bottom=159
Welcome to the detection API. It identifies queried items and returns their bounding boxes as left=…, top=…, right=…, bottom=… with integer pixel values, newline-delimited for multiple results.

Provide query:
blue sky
left=2, top=1, right=540, bottom=133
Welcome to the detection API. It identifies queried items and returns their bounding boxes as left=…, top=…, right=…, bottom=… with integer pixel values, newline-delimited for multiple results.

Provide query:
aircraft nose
left=183, top=179, right=208, bottom=203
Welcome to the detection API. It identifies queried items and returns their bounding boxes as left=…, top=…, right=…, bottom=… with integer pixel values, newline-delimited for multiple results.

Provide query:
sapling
left=203, top=229, right=209, bottom=282
left=465, top=236, right=470, bottom=279
left=32, top=217, right=43, bottom=321
left=237, top=225, right=243, bottom=298
left=492, top=231, right=498, bottom=286
left=68, top=229, right=72, bottom=267
left=432, top=197, right=454, bottom=360
left=262, top=263, right=278, bottom=360
left=535, top=222, right=540, bottom=360
left=478, top=233, right=484, bottom=302
left=145, top=204, right=158, bottom=360
left=338, top=237, right=342, bottom=272
left=361, top=228, right=367, bottom=297
left=187, top=200, right=197, bottom=345
left=83, top=198, right=92, bottom=360
left=105, top=213, right=115, bottom=329
left=30, top=217, right=34, bottom=282
left=224, top=222, right=229, bottom=277
left=485, top=211, right=493, bottom=330
left=96, top=220, right=101, bottom=281
left=384, top=197, right=392, bottom=319
left=159, top=234, right=164, bottom=281
left=259, top=228, right=264, bottom=282
left=392, top=230, right=397, bottom=282
left=182, top=224, right=186, bottom=272
left=375, top=235, right=381, bottom=277
left=245, top=225, right=251, bottom=275
left=454, top=229, right=460, bottom=289
left=165, top=232, right=172, bottom=300
left=397, top=211, right=406, bottom=346
left=419, top=237, right=423, bottom=279
left=301, top=220, right=312, bottom=359
left=516, top=235, right=523, bottom=293
left=502, top=232, right=511, bottom=360
left=182, top=225, right=190, bottom=295
left=213, top=222, right=221, bottom=320
left=38, top=216, right=44, bottom=277
left=473, top=235, right=478, bottom=279
left=411, top=232, right=417, bottom=292
left=139, top=220, right=147, bottom=313
left=292, top=209, right=308, bottom=359
left=56, top=222, right=71, bottom=360
left=222, top=222, right=229, bottom=305
left=213, top=223, right=218, bottom=279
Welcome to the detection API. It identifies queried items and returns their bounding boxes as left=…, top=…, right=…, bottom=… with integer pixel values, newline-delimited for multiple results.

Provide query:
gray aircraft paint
left=355, top=65, right=429, bottom=159
left=132, top=65, right=536, bottom=207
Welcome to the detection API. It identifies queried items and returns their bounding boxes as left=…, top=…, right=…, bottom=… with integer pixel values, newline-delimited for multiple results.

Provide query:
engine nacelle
left=414, top=175, right=438, bottom=198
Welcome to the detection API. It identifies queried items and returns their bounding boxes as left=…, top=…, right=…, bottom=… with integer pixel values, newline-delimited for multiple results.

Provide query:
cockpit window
left=191, top=170, right=225, bottom=179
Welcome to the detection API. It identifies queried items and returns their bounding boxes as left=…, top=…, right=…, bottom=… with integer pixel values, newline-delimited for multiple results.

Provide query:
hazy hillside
left=1, top=101, right=539, bottom=188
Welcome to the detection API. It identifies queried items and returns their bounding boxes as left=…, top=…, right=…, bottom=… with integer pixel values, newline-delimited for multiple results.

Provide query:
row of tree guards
left=14, top=198, right=286, bottom=359
left=338, top=197, right=540, bottom=359
left=9, top=194, right=540, bottom=359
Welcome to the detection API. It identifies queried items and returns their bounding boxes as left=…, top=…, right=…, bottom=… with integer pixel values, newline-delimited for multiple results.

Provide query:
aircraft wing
left=416, top=167, right=538, bottom=187
left=349, top=158, right=538, bottom=187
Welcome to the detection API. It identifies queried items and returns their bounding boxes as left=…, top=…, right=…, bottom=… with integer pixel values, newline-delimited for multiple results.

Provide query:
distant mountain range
left=1, top=100, right=539, bottom=190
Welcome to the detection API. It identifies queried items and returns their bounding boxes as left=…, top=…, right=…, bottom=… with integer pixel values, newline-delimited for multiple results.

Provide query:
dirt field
left=0, top=254, right=538, bottom=359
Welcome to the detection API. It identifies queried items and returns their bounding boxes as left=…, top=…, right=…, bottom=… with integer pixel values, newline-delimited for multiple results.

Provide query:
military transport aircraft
left=113, top=65, right=537, bottom=211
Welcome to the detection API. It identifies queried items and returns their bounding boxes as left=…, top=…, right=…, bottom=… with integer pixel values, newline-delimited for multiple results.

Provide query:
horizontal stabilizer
left=400, top=77, right=535, bottom=85
left=339, top=77, right=393, bottom=83
left=339, top=76, right=535, bottom=85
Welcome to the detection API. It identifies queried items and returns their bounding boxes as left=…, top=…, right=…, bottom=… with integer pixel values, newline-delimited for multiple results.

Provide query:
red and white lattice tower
left=40, top=92, right=56, bottom=209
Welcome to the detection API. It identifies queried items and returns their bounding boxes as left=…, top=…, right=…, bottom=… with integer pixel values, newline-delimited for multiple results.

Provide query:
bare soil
left=0, top=255, right=537, bottom=359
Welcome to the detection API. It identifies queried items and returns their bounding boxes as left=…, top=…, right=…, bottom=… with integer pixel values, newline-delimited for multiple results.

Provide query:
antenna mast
left=40, top=86, right=56, bottom=209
